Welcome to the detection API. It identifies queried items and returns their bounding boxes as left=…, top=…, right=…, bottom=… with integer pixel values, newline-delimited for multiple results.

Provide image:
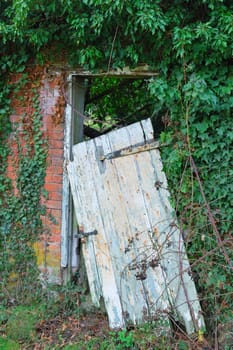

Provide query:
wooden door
left=67, top=119, right=204, bottom=334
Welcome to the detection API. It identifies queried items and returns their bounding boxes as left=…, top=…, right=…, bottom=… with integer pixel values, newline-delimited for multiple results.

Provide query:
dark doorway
left=83, top=77, right=164, bottom=140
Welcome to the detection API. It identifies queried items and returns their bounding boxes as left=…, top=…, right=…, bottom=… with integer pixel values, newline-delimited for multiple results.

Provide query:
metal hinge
left=75, top=229, right=98, bottom=239
left=98, top=140, right=161, bottom=161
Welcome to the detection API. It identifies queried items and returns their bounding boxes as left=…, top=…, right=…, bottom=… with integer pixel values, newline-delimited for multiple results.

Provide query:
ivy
left=0, top=0, right=233, bottom=344
left=0, top=77, right=47, bottom=303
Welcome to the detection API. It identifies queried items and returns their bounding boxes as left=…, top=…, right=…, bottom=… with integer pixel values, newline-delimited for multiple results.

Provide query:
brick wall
left=7, top=67, right=66, bottom=284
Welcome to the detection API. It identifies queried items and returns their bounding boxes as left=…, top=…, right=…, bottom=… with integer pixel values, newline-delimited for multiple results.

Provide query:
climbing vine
left=0, top=0, right=233, bottom=345
left=0, top=68, right=47, bottom=303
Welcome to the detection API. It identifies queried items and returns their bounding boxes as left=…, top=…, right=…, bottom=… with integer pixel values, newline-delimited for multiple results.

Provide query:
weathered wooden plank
left=95, top=125, right=170, bottom=324
left=68, top=160, right=101, bottom=307
left=68, top=118, right=204, bottom=334
left=61, top=97, right=72, bottom=268
left=47, top=64, right=158, bottom=79
left=84, top=140, right=127, bottom=328
left=131, top=144, right=204, bottom=333
left=69, top=141, right=125, bottom=328
left=116, top=122, right=204, bottom=333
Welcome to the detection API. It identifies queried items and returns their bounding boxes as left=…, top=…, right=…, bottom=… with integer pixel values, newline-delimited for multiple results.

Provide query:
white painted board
left=67, top=119, right=205, bottom=334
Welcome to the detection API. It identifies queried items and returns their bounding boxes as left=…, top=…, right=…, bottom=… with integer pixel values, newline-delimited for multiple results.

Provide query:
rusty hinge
left=75, top=229, right=98, bottom=239
left=98, top=140, right=161, bottom=161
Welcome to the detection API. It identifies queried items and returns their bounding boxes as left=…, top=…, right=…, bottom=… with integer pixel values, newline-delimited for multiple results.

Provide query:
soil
left=32, top=312, right=109, bottom=349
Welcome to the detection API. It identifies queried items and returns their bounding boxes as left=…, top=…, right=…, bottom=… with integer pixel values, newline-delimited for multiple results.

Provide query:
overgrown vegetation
left=0, top=69, right=48, bottom=304
left=0, top=0, right=233, bottom=348
left=84, top=78, right=155, bottom=134
left=0, top=291, right=195, bottom=350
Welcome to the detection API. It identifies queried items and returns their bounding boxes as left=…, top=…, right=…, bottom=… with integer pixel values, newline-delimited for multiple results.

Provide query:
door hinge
left=98, top=140, right=162, bottom=161
left=75, top=229, right=98, bottom=239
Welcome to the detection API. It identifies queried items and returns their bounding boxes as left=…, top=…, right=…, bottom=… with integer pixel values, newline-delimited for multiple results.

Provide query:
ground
left=0, top=283, right=217, bottom=350
left=33, top=312, right=109, bottom=349
left=0, top=302, right=213, bottom=350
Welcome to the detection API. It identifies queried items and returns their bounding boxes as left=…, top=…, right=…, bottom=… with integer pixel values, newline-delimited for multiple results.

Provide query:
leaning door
left=67, top=118, right=204, bottom=334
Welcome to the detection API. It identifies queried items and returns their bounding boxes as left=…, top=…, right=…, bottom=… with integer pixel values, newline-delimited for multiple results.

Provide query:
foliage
left=0, top=74, right=47, bottom=303
left=0, top=294, right=175, bottom=349
left=5, top=305, right=38, bottom=341
left=0, top=0, right=233, bottom=346
left=115, top=329, right=134, bottom=349
left=85, top=78, right=154, bottom=134
left=1, top=303, right=173, bottom=349
left=43, top=281, right=89, bottom=319
left=0, top=337, right=20, bottom=350
left=148, top=38, right=233, bottom=332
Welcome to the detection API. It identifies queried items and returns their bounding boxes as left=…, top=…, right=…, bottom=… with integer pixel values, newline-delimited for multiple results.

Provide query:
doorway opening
left=83, top=77, right=164, bottom=140
left=60, top=73, right=205, bottom=334
left=62, top=74, right=165, bottom=282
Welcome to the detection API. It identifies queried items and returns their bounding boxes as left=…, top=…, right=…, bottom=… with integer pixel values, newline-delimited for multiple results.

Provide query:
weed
left=0, top=337, right=20, bottom=350
left=5, top=305, right=38, bottom=342
left=116, top=329, right=134, bottom=349
left=178, top=340, right=189, bottom=350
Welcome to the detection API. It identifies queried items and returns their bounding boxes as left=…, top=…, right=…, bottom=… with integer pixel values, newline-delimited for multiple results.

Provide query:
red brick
left=10, top=115, right=21, bottom=123
left=47, top=131, right=64, bottom=140
left=7, top=164, right=17, bottom=173
left=42, top=88, right=54, bottom=99
left=41, top=213, right=61, bottom=227
left=46, top=200, right=62, bottom=210
left=44, top=183, right=62, bottom=192
left=48, top=139, right=63, bottom=149
left=48, top=148, right=64, bottom=157
left=50, top=157, right=63, bottom=167
left=42, top=115, right=53, bottom=124
left=45, top=174, right=62, bottom=184
left=49, top=209, right=62, bottom=220
left=46, top=166, right=63, bottom=176
left=44, top=97, right=57, bottom=106
left=45, top=105, right=56, bottom=115
left=49, top=224, right=61, bottom=235
left=49, top=234, right=62, bottom=243
left=8, top=70, right=69, bottom=282
left=41, top=216, right=50, bottom=225
left=48, top=241, right=61, bottom=249
left=7, top=174, right=16, bottom=181
left=44, top=121, right=64, bottom=130
left=12, top=106, right=31, bottom=114
left=49, top=191, right=62, bottom=201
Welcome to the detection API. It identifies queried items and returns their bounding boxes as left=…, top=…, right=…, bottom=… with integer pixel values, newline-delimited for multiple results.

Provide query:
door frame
left=61, top=69, right=158, bottom=281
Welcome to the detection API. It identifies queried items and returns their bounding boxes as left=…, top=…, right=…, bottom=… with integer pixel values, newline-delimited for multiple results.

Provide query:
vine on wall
left=0, top=68, right=48, bottom=303
left=0, top=1, right=233, bottom=345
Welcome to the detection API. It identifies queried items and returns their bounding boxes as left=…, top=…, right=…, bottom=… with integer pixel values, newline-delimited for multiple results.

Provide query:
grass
left=0, top=337, right=20, bottom=350
left=0, top=300, right=174, bottom=350
left=0, top=283, right=211, bottom=349
left=5, top=305, right=38, bottom=342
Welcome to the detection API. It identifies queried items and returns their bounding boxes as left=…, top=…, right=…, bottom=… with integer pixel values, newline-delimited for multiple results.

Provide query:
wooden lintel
left=75, top=69, right=158, bottom=79
left=47, top=65, right=158, bottom=79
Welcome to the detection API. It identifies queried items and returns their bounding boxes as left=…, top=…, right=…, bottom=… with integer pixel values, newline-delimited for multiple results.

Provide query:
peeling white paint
left=61, top=75, right=72, bottom=268
left=68, top=118, right=205, bottom=334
